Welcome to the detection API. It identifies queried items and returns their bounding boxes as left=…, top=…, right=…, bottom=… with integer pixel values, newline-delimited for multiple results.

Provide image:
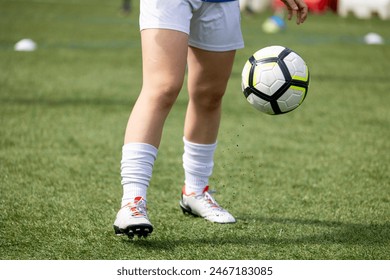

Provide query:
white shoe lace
left=197, top=190, right=226, bottom=213
left=123, top=197, right=148, bottom=218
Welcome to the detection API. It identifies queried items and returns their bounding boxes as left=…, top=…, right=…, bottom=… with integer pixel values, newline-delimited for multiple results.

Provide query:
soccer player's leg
left=180, top=47, right=236, bottom=224
left=114, top=29, right=189, bottom=239
left=124, top=29, right=189, bottom=147
left=185, top=47, right=236, bottom=144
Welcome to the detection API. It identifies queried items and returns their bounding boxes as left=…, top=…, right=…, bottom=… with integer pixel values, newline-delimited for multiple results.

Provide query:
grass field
left=0, top=0, right=389, bottom=260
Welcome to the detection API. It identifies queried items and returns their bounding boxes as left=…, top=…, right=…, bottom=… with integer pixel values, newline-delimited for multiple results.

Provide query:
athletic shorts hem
left=140, top=23, right=190, bottom=35
left=188, top=40, right=244, bottom=52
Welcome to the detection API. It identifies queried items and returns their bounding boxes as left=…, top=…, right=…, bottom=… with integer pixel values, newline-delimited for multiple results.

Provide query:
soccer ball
left=241, top=45, right=310, bottom=115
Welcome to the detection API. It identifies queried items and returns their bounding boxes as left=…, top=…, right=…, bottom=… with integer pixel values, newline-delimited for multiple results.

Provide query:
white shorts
left=139, top=0, right=244, bottom=52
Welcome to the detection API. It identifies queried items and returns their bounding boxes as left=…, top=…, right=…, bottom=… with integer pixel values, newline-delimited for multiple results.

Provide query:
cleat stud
left=127, top=231, right=135, bottom=239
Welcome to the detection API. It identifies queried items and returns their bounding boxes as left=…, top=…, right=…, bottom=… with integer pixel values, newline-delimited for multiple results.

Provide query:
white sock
left=182, top=137, right=217, bottom=196
left=120, top=143, right=158, bottom=207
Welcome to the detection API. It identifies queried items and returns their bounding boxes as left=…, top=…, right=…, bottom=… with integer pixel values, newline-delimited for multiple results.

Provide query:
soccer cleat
left=113, top=196, right=153, bottom=239
left=180, top=186, right=236, bottom=224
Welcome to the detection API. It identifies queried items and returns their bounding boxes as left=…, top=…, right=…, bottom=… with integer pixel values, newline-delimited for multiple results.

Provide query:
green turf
left=0, top=0, right=389, bottom=260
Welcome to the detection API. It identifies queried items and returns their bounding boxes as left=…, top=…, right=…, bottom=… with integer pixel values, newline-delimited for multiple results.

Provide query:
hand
left=281, top=0, right=308, bottom=24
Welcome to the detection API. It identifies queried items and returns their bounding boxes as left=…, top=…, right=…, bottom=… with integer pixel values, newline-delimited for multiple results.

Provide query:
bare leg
left=184, top=47, right=236, bottom=144
left=124, top=29, right=189, bottom=147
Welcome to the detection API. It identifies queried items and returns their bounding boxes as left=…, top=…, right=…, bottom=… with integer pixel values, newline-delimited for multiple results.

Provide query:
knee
left=142, top=80, right=183, bottom=109
left=190, top=87, right=225, bottom=111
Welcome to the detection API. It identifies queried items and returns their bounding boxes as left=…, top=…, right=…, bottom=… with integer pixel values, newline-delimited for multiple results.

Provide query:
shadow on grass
left=124, top=217, right=389, bottom=252
left=0, top=96, right=190, bottom=108
left=0, top=97, right=131, bottom=107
